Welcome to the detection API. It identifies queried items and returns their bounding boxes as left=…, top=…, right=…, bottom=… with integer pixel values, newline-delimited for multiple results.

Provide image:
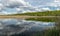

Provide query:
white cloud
left=42, top=8, right=50, bottom=10
left=0, top=0, right=60, bottom=15
left=54, top=0, right=60, bottom=2
left=46, top=0, right=60, bottom=7
left=55, top=0, right=60, bottom=2
left=0, top=3, right=4, bottom=11
left=16, top=8, right=21, bottom=11
left=1, top=0, right=32, bottom=7
left=0, top=11, right=8, bottom=15
left=0, top=0, right=37, bottom=14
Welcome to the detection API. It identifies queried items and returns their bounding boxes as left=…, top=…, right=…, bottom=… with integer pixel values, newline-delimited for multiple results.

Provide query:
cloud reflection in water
left=0, top=19, right=55, bottom=35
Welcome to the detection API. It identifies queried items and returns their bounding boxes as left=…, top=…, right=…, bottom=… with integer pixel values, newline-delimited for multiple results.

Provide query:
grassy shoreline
left=25, top=17, right=58, bottom=22
left=13, top=10, right=60, bottom=16
left=0, top=15, right=59, bottom=22
left=0, top=10, right=60, bottom=22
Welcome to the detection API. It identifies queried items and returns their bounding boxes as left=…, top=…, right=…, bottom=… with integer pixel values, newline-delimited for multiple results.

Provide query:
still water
left=0, top=18, right=55, bottom=36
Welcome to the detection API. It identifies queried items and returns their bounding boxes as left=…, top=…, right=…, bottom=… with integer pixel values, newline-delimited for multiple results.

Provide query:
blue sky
left=0, top=0, right=60, bottom=14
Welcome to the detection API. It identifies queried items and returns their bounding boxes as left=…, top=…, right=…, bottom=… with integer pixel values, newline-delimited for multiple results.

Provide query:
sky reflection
left=0, top=19, right=55, bottom=35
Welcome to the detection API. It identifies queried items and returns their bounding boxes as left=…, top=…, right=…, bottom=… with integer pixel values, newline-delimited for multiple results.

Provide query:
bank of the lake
left=13, top=10, right=60, bottom=16
left=25, top=17, right=58, bottom=22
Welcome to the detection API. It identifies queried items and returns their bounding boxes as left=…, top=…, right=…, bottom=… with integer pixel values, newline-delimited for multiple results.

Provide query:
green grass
left=14, top=10, right=60, bottom=16
left=32, top=29, right=60, bottom=36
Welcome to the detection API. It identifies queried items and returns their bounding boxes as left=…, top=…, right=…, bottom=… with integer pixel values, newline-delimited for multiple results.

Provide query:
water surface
left=0, top=18, right=55, bottom=36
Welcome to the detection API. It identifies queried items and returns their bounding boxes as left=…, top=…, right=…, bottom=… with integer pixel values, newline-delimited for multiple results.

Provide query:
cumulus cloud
left=0, top=3, right=4, bottom=11
left=0, top=0, right=38, bottom=14
left=1, top=0, right=30, bottom=8
left=0, top=0, right=59, bottom=15
left=42, top=8, right=51, bottom=11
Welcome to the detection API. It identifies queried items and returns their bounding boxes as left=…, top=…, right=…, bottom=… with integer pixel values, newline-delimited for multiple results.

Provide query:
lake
left=0, top=18, right=55, bottom=36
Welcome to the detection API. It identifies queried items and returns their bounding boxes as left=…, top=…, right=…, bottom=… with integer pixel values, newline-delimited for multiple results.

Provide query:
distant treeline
left=13, top=10, right=60, bottom=16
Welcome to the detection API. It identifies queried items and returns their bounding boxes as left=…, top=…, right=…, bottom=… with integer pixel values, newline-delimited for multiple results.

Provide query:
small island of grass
left=25, top=17, right=58, bottom=22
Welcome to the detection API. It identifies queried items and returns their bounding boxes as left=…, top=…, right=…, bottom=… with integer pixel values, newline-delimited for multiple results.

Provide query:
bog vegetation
left=13, top=10, right=60, bottom=16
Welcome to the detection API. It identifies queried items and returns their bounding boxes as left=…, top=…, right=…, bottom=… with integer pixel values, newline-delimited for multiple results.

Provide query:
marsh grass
left=25, top=17, right=57, bottom=22
left=13, top=10, right=60, bottom=16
